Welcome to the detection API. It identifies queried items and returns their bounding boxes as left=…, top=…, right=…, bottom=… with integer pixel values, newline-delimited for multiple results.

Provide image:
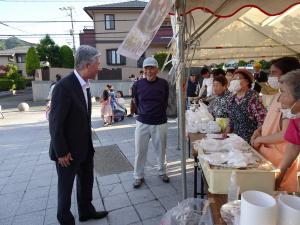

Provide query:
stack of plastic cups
left=277, top=194, right=300, bottom=225
left=240, top=191, right=277, bottom=225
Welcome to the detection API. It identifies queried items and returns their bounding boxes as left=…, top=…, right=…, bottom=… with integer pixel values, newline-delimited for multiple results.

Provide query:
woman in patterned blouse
left=208, top=75, right=231, bottom=118
left=226, top=69, right=267, bottom=143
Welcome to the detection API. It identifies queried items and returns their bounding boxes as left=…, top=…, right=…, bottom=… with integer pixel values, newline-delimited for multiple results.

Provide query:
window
left=8, top=55, right=14, bottom=62
left=107, top=49, right=126, bottom=65
left=105, top=14, right=115, bottom=30
left=16, top=54, right=26, bottom=63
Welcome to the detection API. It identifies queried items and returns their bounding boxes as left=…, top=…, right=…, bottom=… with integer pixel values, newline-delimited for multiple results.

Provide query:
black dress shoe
left=79, top=211, right=108, bottom=222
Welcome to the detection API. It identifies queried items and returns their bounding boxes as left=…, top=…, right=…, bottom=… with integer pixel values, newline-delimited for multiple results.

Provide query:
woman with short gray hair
left=279, top=69, right=300, bottom=105
left=250, top=57, right=300, bottom=192
left=276, top=69, right=300, bottom=189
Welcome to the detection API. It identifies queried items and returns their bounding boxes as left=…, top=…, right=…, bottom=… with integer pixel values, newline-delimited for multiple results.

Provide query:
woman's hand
left=252, top=137, right=262, bottom=149
left=250, top=127, right=262, bottom=146
left=223, top=127, right=231, bottom=138
left=275, top=170, right=286, bottom=190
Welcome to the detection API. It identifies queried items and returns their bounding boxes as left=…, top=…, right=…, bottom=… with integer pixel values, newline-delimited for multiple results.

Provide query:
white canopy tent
left=172, top=0, right=300, bottom=199
left=117, top=0, right=300, bottom=200
left=172, top=4, right=300, bottom=65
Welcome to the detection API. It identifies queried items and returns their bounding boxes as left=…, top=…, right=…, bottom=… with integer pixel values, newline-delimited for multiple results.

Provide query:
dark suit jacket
left=49, top=72, right=94, bottom=162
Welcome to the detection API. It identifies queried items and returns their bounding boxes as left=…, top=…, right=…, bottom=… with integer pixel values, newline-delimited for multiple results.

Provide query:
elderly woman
left=251, top=57, right=300, bottom=192
left=208, top=75, right=231, bottom=118
left=275, top=70, right=300, bottom=189
left=226, top=69, right=267, bottom=143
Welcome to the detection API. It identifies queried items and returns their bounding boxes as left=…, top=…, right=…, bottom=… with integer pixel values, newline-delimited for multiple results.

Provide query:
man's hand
left=58, top=153, right=73, bottom=167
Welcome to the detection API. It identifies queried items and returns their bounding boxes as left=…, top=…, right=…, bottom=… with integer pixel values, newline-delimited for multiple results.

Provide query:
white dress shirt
left=202, top=77, right=213, bottom=97
left=74, top=70, right=90, bottom=109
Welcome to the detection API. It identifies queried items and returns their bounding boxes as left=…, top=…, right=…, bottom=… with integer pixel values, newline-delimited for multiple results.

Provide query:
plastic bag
left=160, top=198, right=212, bottom=225
left=185, top=104, right=214, bottom=134
left=198, top=103, right=214, bottom=122
left=220, top=200, right=241, bottom=225
left=206, top=121, right=221, bottom=133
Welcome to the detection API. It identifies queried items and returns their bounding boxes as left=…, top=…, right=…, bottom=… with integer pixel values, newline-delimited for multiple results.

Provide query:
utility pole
left=60, top=6, right=76, bottom=54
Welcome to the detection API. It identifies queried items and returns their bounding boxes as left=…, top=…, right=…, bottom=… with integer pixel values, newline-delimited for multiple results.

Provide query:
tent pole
left=176, top=0, right=187, bottom=200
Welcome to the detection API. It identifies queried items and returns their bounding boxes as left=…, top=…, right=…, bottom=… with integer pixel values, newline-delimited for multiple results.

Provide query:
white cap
left=142, top=57, right=158, bottom=68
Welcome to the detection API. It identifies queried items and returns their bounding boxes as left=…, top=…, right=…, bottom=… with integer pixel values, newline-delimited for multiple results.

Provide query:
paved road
left=0, top=89, right=199, bottom=225
left=0, top=88, right=46, bottom=112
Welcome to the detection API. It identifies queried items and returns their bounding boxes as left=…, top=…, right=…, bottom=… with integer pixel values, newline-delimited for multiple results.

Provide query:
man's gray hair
left=280, top=69, right=300, bottom=100
left=75, top=45, right=101, bottom=70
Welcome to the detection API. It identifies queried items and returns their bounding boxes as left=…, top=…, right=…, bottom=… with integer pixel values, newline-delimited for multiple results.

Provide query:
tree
left=238, top=60, right=247, bottom=66
left=25, top=47, right=40, bottom=76
left=154, top=52, right=172, bottom=71
left=60, top=45, right=74, bottom=68
left=259, top=60, right=271, bottom=70
left=6, top=63, right=21, bottom=79
left=36, top=35, right=62, bottom=67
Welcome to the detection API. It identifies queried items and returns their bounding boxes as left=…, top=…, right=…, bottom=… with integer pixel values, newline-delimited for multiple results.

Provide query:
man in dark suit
left=49, top=45, right=108, bottom=225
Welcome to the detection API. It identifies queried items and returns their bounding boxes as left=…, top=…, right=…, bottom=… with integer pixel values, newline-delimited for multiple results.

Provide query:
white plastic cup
left=240, top=191, right=277, bottom=225
left=277, top=194, right=300, bottom=225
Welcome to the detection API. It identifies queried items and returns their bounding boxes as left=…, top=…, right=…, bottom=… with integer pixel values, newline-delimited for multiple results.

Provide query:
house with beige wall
left=81, top=0, right=172, bottom=80
left=0, top=46, right=30, bottom=77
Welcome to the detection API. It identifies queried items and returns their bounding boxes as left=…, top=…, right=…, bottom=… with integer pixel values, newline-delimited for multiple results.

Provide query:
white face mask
left=228, top=80, right=241, bottom=93
left=280, top=102, right=300, bottom=119
left=268, top=76, right=280, bottom=89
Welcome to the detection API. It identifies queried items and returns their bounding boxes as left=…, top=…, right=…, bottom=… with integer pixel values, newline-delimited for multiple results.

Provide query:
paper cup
left=277, top=195, right=300, bottom=225
left=240, top=191, right=277, bottom=225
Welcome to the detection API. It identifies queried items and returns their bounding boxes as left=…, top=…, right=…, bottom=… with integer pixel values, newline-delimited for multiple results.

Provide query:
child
left=114, top=91, right=127, bottom=122
left=100, top=89, right=113, bottom=126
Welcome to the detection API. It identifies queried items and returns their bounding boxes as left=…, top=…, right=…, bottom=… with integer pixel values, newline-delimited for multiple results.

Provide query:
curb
left=0, top=90, right=13, bottom=98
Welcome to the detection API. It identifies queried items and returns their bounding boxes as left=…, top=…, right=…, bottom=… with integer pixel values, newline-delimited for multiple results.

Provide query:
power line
left=0, top=21, right=31, bottom=34
left=0, top=31, right=130, bottom=36
left=0, top=19, right=141, bottom=23
left=0, top=0, right=107, bottom=2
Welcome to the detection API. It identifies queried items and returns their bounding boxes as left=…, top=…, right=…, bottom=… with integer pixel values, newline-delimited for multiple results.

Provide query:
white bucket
left=240, top=190, right=277, bottom=225
left=277, top=194, right=300, bottom=225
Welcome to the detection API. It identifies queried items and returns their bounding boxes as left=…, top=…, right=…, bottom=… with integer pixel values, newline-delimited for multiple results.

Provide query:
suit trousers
left=133, top=121, right=168, bottom=179
left=56, top=154, right=95, bottom=225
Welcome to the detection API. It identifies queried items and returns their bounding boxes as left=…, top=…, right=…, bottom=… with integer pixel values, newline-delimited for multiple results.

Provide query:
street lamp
left=60, top=6, right=76, bottom=55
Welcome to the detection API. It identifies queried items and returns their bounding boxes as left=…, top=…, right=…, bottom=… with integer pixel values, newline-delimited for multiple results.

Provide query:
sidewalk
left=0, top=102, right=195, bottom=225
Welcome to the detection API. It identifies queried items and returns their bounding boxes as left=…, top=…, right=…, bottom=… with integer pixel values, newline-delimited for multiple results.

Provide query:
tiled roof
left=0, top=46, right=30, bottom=56
left=85, top=0, right=147, bottom=10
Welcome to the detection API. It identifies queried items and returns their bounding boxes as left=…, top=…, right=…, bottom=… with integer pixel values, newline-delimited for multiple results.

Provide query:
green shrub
left=24, top=78, right=33, bottom=87
left=0, top=79, right=14, bottom=91
left=14, top=79, right=26, bottom=90
left=26, top=47, right=40, bottom=76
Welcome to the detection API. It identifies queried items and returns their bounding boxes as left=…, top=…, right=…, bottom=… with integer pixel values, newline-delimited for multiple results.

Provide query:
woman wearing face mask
left=276, top=70, right=300, bottom=189
left=226, top=69, right=267, bottom=143
left=250, top=56, right=300, bottom=192
left=208, top=75, right=231, bottom=118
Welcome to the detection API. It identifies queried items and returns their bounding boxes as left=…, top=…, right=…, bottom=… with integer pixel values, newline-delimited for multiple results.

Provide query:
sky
left=0, top=0, right=137, bottom=48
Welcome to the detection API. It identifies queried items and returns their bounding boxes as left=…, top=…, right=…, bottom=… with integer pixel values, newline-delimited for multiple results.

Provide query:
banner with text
left=117, top=0, right=173, bottom=60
